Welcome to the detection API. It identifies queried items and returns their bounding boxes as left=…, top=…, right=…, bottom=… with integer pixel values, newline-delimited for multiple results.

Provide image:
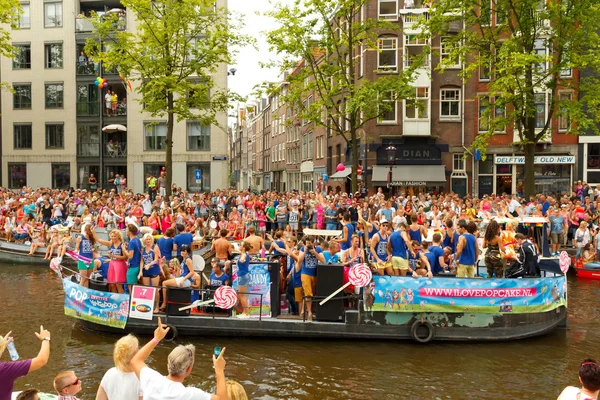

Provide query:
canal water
left=2, top=264, right=599, bottom=399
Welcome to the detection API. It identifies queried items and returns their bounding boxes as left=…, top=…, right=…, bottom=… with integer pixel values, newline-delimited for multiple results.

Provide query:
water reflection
left=2, top=265, right=599, bottom=399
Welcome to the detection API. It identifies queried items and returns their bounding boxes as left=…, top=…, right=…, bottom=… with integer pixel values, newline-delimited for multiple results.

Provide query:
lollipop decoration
left=319, top=263, right=372, bottom=306
left=559, top=251, right=570, bottom=274
left=178, top=285, right=238, bottom=311
left=66, top=249, right=92, bottom=265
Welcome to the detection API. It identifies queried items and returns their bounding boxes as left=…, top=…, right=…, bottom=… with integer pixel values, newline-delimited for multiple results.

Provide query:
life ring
left=163, top=324, right=178, bottom=342
left=410, top=320, right=434, bottom=343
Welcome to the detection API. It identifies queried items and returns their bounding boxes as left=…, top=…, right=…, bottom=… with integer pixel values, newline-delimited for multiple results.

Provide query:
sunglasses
left=63, top=378, right=80, bottom=390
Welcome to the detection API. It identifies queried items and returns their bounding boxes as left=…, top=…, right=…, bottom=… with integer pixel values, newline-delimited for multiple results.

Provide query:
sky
left=227, top=0, right=293, bottom=103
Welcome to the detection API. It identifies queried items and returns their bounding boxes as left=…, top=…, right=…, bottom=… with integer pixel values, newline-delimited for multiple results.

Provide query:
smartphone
left=214, top=346, right=222, bottom=357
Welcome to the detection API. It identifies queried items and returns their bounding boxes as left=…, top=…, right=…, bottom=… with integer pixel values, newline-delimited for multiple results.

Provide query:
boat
left=63, top=255, right=567, bottom=343
left=0, top=240, right=72, bottom=265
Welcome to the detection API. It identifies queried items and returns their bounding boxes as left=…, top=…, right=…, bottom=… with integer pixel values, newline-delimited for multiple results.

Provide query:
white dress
left=100, top=367, right=142, bottom=400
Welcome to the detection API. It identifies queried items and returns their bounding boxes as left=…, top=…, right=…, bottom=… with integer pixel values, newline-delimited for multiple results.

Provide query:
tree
left=425, top=0, right=600, bottom=197
left=0, top=1, right=22, bottom=90
left=86, top=0, right=249, bottom=196
left=264, top=0, right=420, bottom=193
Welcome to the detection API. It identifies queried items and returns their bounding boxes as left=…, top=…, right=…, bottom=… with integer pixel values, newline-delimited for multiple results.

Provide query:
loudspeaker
left=315, top=263, right=345, bottom=322
left=248, top=261, right=281, bottom=317
left=167, top=287, right=192, bottom=316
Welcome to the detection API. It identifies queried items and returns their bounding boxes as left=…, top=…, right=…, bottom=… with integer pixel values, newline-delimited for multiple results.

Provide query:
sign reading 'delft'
left=494, top=155, right=575, bottom=164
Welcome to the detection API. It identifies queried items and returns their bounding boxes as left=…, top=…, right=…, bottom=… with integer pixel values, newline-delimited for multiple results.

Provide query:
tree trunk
left=350, top=128, right=359, bottom=194
left=165, top=92, right=174, bottom=197
left=523, top=141, right=535, bottom=198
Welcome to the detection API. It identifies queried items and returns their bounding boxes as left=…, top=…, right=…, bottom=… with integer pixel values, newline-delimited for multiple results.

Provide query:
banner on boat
left=232, top=263, right=271, bottom=318
left=63, top=278, right=129, bottom=328
left=364, top=276, right=567, bottom=314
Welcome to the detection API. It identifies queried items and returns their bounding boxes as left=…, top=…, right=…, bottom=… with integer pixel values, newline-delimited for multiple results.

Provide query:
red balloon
left=336, top=163, right=345, bottom=172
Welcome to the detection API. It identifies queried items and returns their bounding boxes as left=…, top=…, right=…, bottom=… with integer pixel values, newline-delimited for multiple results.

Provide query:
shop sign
left=494, top=155, right=575, bottom=164
left=391, top=181, right=427, bottom=186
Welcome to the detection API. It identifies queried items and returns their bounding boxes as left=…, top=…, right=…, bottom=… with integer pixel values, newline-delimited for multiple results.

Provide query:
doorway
left=105, top=165, right=127, bottom=190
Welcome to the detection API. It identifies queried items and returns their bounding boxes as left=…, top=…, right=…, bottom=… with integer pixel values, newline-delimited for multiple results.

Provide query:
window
left=534, top=39, right=548, bottom=73
left=18, top=3, right=30, bottom=28
left=280, top=143, right=285, bottom=161
left=479, top=50, right=491, bottom=81
left=405, top=87, right=429, bottom=119
left=378, top=91, right=397, bottom=123
left=13, top=84, right=31, bottom=109
left=480, top=0, right=491, bottom=25
left=558, top=92, right=572, bottom=132
left=495, top=0, right=507, bottom=24
left=187, top=122, right=210, bottom=151
left=440, top=89, right=461, bottom=119
left=52, top=164, right=70, bottom=189
left=378, top=0, right=398, bottom=20
left=308, top=134, right=314, bottom=158
left=479, top=96, right=490, bottom=132
left=360, top=41, right=365, bottom=77
left=77, top=124, right=99, bottom=156
left=45, top=83, right=64, bottom=108
left=377, top=37, right=398, bottom=73
left=440, top=37, right=461, bottom=68
left=453, top=154, right=465, bottom=171
left=302, top=135, right=308, bottom=160
left=13, top=44, right=30, bottom=69
left=144, top=122, right=167, bottom=150
left=478, top=95, right=506, bottom=132
left=302, top=173, right=313, bottom=192
left=404, top=34, right=429, bottom=68
left=44, top=43, right=63, bottom=68
left=45, top=124, right=64, bottom=149
left=13, top=124, right=32, bottom=149
left=534, top=93, right=547, bottom=129
left=44, top=2, right=63, bottom=28
left=77, top=84, right=99, bottom=116
left=8, top=164, right=26, bottom=188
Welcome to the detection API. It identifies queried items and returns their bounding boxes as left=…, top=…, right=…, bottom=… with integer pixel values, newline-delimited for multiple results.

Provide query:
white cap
left=380, top=217, right=388, bottom=224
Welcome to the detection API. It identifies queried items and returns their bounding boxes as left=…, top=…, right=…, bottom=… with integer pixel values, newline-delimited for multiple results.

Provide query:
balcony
left=77, top=101, right=99, bottom=117
left=78, top=142, right=99, bottom=157
left=105, top=141, right=127, bottom=157
left=75, top=11, right=126, bottom=33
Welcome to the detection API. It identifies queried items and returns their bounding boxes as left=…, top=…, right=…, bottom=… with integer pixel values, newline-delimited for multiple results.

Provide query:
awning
left=372, top=165, right=446, bottom=186
left=329, top=167, right=352, bottom=180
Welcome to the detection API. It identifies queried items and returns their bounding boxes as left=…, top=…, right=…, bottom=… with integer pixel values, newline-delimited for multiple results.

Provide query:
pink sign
left=132, top=286, right=155, bottom=300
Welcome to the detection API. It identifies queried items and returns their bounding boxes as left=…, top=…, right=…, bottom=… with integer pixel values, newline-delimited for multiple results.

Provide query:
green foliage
left=0, top=0, right=20, bottom=59
left=85, top=0, right=251, bottom=194
left=86, top=0, right=248, bottom=125
left=425, top=0, right=600, bottom=149
left=263, top=0, right=420, bottom=192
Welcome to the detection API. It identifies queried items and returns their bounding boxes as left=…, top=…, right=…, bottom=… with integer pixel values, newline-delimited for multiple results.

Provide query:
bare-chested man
left=211, top=229, right=233, bottom=261
left=244, top=226, right=265, bottom=255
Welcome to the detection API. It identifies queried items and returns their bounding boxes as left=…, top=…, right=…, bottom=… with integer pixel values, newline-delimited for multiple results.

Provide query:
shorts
left=294, top=287, right=303, bottom=303
left=289, top=222, right=298, bottom=231
left=126, top=267, right=140, bottom=284
left=391, top=256, right=409, bottom=270
left=175, top=277, right=191, bottom=288
left=142, top=264, right=161, bottom=278
left=259, top=225, right=266, bottom=232
left=373, top=260, right=392, bottom=270
left=77, top=258, right=94, bottom=271
left=457, top=264, right=475, bottom=278
left=301, top=274, right=316, bottom=298
left=111, top=103, right=117, bottom=111
left=237, top=273, right=249, bottom=287
left=550, top=233, right=564, bottom=244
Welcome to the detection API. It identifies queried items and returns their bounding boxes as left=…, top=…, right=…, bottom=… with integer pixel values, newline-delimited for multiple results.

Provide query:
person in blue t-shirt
left=290, top=237, right=325, bottom=322
left=157, top=227, right=175, bottom=261
left=455, top=220, right=479, bottom=278
left=173, top=224, right=193, bottom=260
left=429, top=233, right=448, bottom=275
left=209, top=258, right=230, bottom=287
left=126, top=224, right=143, bottom=292
left=322, top=241, right=340, bottom=264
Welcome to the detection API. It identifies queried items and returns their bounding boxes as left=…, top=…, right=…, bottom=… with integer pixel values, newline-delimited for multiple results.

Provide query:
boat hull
left=574, top=267, right=600, bottom=280
left=78, top=305, right=566, bottom=342
left=0, top=241, right=72, bottom=265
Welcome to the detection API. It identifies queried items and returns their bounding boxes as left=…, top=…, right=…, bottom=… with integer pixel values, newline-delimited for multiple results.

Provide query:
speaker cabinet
left=315, top=263, right=345, bottom=322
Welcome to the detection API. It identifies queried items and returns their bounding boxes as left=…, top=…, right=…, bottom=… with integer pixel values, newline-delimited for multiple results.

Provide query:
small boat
left=573, top=262, right=600, bottom=280
left=0, top=241, right=69, bottom=265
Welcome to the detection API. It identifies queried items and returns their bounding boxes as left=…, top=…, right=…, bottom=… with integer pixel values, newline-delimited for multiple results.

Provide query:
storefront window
left=8, top=164, right=26, bottom=188
left=187, top=163, right=210, bottom=192
left=78, top=165, right=99, bottom=189
left=52, top=163, right=70, bottom=189
left=496, top=164, right=511, bottom=174
left=479, top=176, right=493, bottom=196
left=451, top=178, right=467, bottom=197
left=588, top=144, right=600, bottom=169
left=516, top=164, right=571, bottom=195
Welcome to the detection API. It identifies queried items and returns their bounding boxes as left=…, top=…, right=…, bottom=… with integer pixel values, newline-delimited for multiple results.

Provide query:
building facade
left=2, top=0, right=229, bottom=192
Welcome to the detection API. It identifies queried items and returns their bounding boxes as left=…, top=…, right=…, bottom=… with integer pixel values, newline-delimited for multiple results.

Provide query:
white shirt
left=125, top=216, right=138, bottom=226
left=557, top=386, right=595, bottom=400
left=100, top=367, right=142, bottom=400
left=142, top=199, right=152, bottom=215
left=507, top=199, right=521, bottom=213
left=140, top=367, right=211, bottom=400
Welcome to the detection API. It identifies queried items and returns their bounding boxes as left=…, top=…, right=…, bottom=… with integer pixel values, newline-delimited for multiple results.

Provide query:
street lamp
left=386, top=145, right=397, bottom=195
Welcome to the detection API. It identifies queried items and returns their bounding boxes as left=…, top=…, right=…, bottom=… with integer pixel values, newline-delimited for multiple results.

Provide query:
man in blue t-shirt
left=296, top=237, right=325, bottom=322
left=173, top=224, right=193, bottom=260
left=209, top=258, right=230, bottom=287
left=157, top=228, right=175, bottom=261
left=429, top=233, right=448, bottom=275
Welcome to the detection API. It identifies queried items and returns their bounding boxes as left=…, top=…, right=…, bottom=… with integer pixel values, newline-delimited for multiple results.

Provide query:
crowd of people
left=0, top=320, right=248, bottom=400
left=0, top=322, right=598, bottom=399
left=0, top=181, right=598, bottom=318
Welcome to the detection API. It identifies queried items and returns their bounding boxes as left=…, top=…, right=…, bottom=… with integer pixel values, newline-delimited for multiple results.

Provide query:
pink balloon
left=336, top=163, right=345, bottom=172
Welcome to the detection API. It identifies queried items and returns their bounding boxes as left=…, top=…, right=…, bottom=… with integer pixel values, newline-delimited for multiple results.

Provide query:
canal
left=2, top=264, right=599, bottom=399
